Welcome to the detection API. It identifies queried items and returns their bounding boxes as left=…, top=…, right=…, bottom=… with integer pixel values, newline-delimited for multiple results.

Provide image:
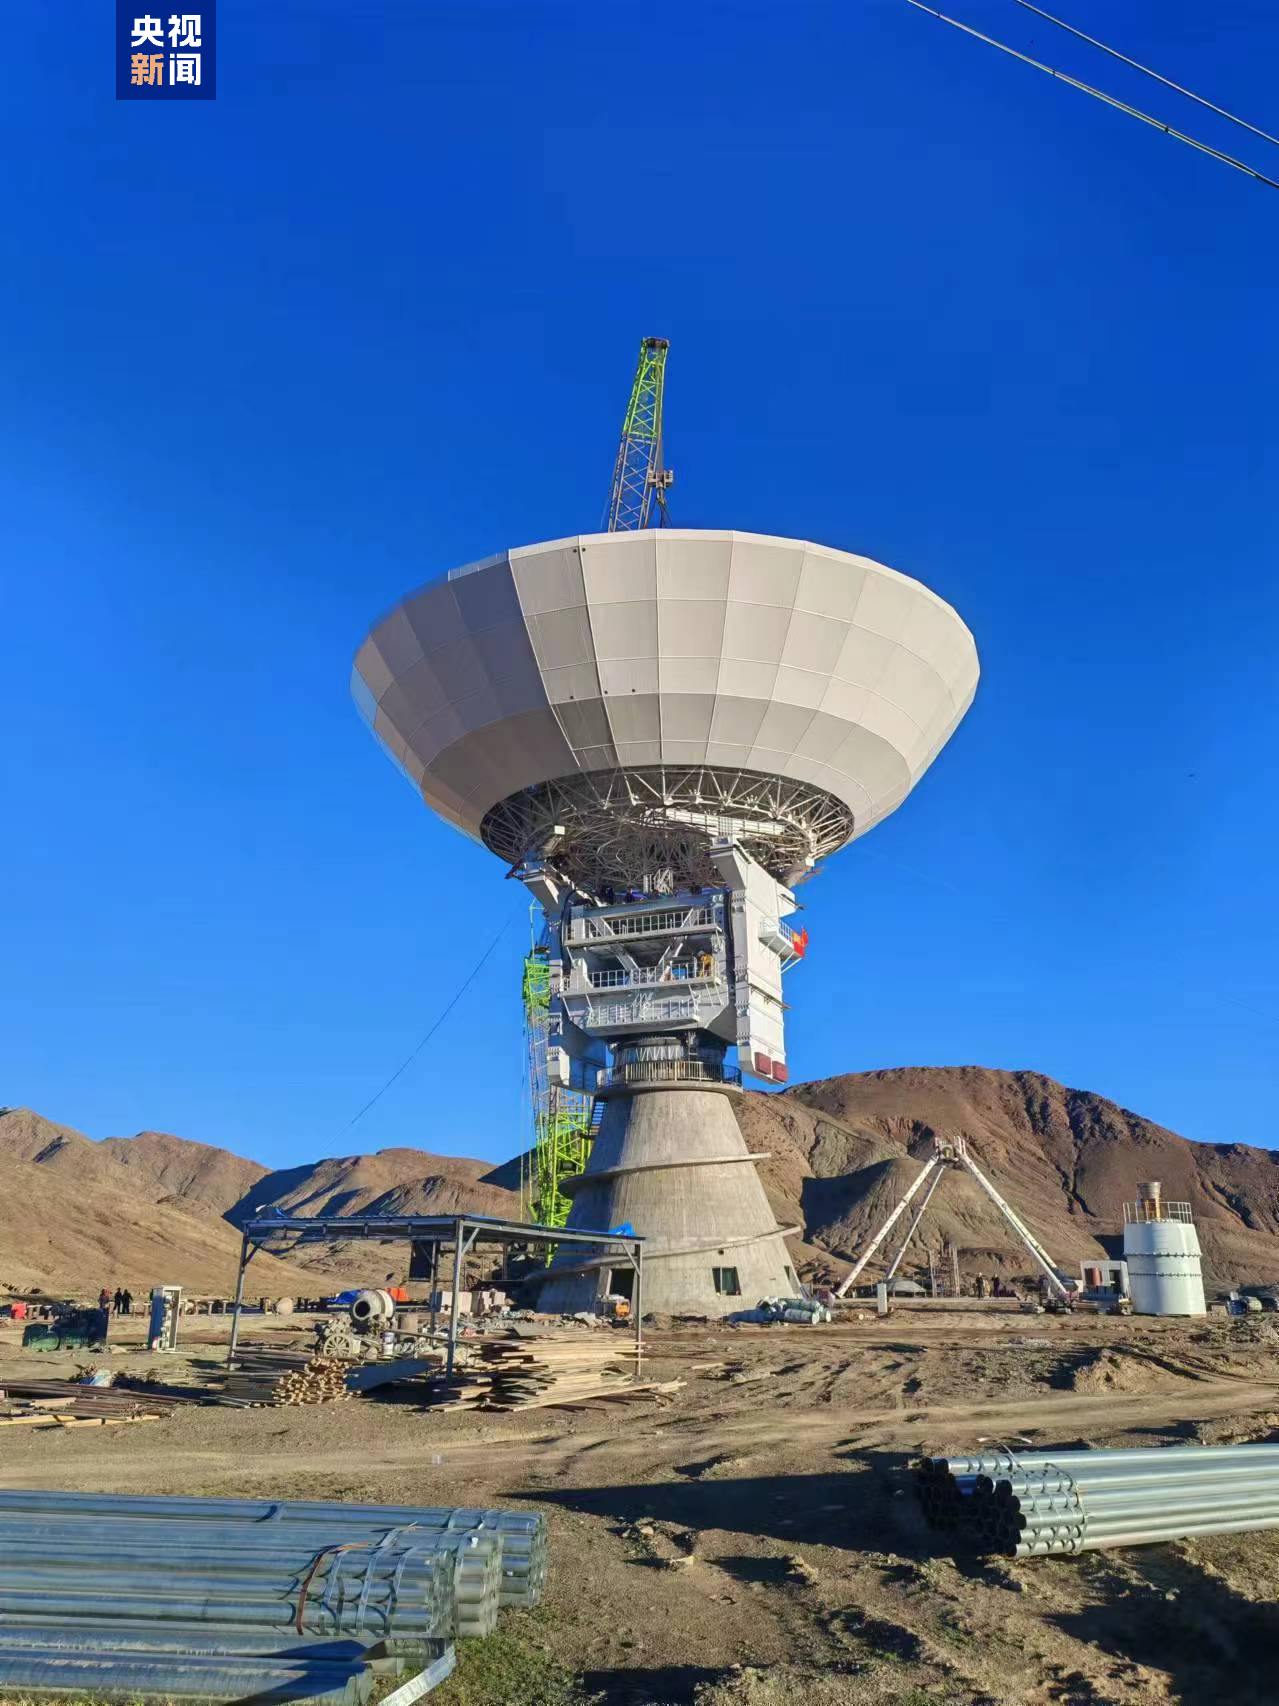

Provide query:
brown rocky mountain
left=0, top=1110, right=319, bottom=1297
left=0, top=1108, right=523, bottom=1298
left=737, top=1067, right=1279, bottom=1290
left=4, top=1068, right=1277, bottom=1298
left=98, top=1130, right=268, bottom=1215
left=229, top=1148, right=518, bottom=1225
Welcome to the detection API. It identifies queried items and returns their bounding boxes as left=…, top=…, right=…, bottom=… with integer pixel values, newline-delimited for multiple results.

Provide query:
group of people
left=97, top=1286, right=134, bottom=1316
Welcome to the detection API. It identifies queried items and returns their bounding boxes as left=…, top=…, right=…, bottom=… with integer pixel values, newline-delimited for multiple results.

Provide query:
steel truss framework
left=483, top=765, right=855, bottom=893
left=227, top=1212, right=644, bottom=1377
left=833, top=1136, right=1071, bottom=1301
left=604, top=337, right=672, bottom=531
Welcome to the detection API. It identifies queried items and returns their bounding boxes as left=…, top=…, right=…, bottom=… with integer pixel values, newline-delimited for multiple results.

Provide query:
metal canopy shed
left=228, top=1212, right=644, bottom=1375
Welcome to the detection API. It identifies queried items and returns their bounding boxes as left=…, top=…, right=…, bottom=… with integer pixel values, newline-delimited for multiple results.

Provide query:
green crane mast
left=603, top=336, right=674, bottom=531
left=524, top=337, right=673, bottom=1232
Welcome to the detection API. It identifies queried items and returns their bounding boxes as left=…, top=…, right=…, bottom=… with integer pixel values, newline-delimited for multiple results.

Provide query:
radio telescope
left=352, top=348, right=979, bottom=1316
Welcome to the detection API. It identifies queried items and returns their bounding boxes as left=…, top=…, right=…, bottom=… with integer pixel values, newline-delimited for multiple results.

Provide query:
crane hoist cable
left=1009, top=0, right=1279, bottom=152
left=902, top=0, right=1279, bottom=193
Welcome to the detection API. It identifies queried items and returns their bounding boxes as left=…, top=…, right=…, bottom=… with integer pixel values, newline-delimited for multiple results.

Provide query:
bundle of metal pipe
left=0, top=1629, right=457, bottom=1703
left=0, top=1543, right=456, bottom=1642
left=916, top=1443, right=1279, bottom=1557
left=0, top=1531, right=500, bottom=1641
left=0, top=1491, right=548, bottom=1609
left=0, top=1646, right=374, bottom=1703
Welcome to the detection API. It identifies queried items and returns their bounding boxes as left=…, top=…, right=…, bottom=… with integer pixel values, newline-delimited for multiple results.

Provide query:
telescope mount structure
left=352, top=340, right=980, bottom=1317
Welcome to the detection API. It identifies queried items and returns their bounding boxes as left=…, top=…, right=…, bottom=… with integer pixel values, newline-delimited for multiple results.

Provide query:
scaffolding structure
left=522, top=948, right=596, bottom=1233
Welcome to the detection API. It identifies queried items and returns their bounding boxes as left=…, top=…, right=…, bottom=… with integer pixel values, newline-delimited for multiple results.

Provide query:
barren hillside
left=0, top=1111, right=519, bottom=1298
left=228, top=1147, right=518, bottom=1225
left=735, top=1067, right=1279, bottom=1289
left=0, top=1111, right=321, bottom=1297
left=5, top=1068, right=1278, bottom=1297
left=100, top=1130, right=267, bottom=1215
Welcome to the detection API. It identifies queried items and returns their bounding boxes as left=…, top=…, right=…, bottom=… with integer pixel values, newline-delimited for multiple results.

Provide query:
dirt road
left=3, top=1306, right=1279, bottom=1704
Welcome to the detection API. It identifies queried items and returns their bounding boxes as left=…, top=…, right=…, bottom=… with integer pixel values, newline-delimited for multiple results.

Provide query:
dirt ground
left=4, top=1303, right=1279, bottom=1705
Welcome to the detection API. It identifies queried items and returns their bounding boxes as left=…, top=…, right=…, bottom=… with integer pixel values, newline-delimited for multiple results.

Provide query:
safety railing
left=587, top=962, right=709, bottom=989
left=1124, top=1200, right=1194, bottom=1225
left=587, top=992, right=700, bottom=1027
left=597, top=1060, right=742, bottom=1090
left=574, top=906, right=716, bottom=942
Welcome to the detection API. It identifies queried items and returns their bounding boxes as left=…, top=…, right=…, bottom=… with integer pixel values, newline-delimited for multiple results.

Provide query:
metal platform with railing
left=1124, top=1199, right=1195, bottom=1225
left=569, top=904, right=718, bottom=944
left=585, top=960, right=712, bottom=990
left=587, top=991, right=702, bottom=1029
left=596, top=1059, right=742, bottom=1091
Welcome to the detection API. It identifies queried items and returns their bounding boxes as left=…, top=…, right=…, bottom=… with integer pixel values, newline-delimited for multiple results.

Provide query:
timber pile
left=426, top=1333, right=649, bottom=1411
left=0, top=1378, right=188, bottom=1428
left=222, top=1349, right=354, bottom=1407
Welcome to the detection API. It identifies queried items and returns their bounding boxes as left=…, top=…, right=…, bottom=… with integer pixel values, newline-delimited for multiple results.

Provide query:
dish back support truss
left=483, top=765, right=854, bottom=895
left=833, top=1136, right=1070, bottom=1300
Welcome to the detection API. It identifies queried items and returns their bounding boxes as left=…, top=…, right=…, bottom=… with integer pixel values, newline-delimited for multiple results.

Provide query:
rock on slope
left=734, top=1067, right=1279, bottom=1289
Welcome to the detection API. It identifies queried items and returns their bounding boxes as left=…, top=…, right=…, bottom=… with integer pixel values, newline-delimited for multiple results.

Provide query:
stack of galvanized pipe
left=916, top=1443, right=1279, bottom=1558
left=0, top=1490, right=549, bottom=1613
left=0, top=1631, right=413, bottom=1704
left=0, top=1489, right=550, bottom=1700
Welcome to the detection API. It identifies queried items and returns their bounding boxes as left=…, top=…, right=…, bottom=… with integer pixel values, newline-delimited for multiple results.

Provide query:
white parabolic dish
left=353, top=530, right=979, bottom=886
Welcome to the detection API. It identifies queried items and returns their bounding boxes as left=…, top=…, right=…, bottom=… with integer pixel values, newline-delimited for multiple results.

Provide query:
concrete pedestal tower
left=353, top=530, right=979, bottom=1317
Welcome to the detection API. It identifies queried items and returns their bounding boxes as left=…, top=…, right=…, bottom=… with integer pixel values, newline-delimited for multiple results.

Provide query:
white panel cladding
left=708, top=841, right=796, bottom=1079
left=353, top=530, right=979, bottom=852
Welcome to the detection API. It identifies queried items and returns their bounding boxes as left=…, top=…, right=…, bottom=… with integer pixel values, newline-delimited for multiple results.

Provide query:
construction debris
left=744, top=1296, right=833, bottom=1325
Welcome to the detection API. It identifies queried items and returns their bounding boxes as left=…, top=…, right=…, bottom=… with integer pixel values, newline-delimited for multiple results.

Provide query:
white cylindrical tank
left=1122, top=1184, right=1206, bottom=1316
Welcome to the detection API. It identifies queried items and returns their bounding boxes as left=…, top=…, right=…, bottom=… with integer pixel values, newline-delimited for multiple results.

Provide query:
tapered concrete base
left=537, top=1088, right=797, bottom=1318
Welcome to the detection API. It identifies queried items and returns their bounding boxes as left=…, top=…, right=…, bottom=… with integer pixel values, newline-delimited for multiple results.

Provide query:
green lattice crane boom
left=603, top=337, right=673, bottom=531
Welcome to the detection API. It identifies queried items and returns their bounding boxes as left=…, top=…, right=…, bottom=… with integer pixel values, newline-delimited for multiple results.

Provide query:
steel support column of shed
left=227, top=1212, right=645, bottom=1376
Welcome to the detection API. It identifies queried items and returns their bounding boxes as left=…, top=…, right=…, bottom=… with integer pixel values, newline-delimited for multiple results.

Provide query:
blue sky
left=3, top=1, right=1276, bottom=1168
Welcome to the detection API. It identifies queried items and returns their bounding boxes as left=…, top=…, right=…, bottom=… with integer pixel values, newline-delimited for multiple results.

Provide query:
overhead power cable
left=901, top=0, right=1279, bottom=193
left=1009, top=0, right=1279, bottom=151
left=339, top=914, right=515, bottom=1135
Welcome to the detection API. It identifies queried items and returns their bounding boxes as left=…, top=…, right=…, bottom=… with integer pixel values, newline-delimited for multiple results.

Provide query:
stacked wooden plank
left=222, top=1349, right=354, bottom=1407
left=426, top=1333, right=640, bottom=1411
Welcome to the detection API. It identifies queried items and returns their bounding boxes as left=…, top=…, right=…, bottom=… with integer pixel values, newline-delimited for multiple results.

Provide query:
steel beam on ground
left=834, top=1158, right=940, bottom=1297
left=226, top=1231, right=252, bottom=1369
